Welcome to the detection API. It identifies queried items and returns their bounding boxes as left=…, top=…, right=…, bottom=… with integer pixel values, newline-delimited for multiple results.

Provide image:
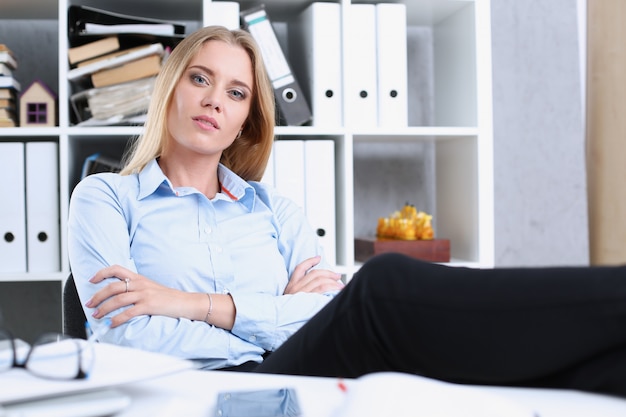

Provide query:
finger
left=86, top=279, right=131, bottom=308
left=91, top=292, right=135, bottom=319
left=291, top=256, right=322, bottom=279
left=285, top=268, right=341, bottom=294
left=109, top=305, right=143, bottom=328
left=304, top=269, right=342, bottom=284
left=89, top=264, right=134, bottom=283
left=299, top=277, right=345, bottom=294
left=287, top=272, right=344, bottom=294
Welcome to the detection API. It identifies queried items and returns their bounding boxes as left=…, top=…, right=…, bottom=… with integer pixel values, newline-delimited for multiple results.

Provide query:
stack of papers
left=0, top=342, right=194, bottom=405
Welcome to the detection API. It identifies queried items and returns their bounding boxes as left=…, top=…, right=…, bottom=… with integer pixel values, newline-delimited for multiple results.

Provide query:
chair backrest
left=62, top=274, right=88, bottom=339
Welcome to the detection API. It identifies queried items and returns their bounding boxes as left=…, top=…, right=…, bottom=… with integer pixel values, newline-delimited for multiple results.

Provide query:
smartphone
left=214, top=387, right=301, bottom=417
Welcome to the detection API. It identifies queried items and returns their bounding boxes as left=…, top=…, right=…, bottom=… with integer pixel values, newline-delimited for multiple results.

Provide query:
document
left=68, top=5, right=185, bottom=37
left=304, top=140, right=337, bottom=265
left=0, top=342, right=194, bottom=404
left=346, top=4, right=378, bottom=128
left=376, top=3, right=408, bottom=127
left=84, top=23, right=175, bottom=36
left=288, top=2, right=342, bottom=128
left=0, top=142, right=26, bottom=273
left=203, top=0, right=240, bottom=30
left=241, top=5, right=312, bottom=126
left=25, top=142, right=60, bottom=273
left=332, top=372, right=533, bottom=417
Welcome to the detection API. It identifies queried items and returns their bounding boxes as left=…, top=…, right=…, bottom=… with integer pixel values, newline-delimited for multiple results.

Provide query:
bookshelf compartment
left=1, top=0, right=493, bottom=281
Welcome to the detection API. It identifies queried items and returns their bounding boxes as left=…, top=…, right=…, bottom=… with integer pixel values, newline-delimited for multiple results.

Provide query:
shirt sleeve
left=229, top=185, right=339, bottom=351
left=68, top=174, right=265, bottom=367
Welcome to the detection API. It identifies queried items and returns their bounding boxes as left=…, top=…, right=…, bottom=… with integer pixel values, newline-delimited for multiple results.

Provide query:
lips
left=192, top=115, right=219, bottom=129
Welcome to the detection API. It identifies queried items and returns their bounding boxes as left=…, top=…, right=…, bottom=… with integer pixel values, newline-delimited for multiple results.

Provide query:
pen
left=337, top=378, right=348, bottom=393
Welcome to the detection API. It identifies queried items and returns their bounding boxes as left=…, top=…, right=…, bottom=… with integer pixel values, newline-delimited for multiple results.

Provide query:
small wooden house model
left=19, top=80, right=57, bottom=127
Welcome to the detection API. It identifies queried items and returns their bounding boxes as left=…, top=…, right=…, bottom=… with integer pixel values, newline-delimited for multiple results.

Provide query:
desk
left=116, top=369, right=626, bottom=417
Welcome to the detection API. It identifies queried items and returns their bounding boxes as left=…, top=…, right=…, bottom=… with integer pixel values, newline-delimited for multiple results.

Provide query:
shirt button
left=249, top=335, right=257, bottom=342
left=215, top=246, right=222, bottom=253
left=204, top=226, right=212, bottom=234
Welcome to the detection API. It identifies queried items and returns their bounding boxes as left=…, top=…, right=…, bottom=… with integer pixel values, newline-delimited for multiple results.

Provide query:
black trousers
left=255, top=252, right=626, bottom=397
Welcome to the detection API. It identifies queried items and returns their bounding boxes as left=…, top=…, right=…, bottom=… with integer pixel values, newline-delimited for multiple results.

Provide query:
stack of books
left=0, top=44, right=20, bottom=127
left=67, top=5, right=185, bottom=126
left=67, top=36, right=166, bottom=126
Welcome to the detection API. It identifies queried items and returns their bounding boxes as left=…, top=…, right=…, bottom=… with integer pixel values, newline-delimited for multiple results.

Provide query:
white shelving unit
left=0, top=0, right=493, bottom=285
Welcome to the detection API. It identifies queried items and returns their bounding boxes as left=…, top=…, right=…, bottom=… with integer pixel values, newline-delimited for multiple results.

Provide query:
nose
left=201, top=91, right=221, bottom=112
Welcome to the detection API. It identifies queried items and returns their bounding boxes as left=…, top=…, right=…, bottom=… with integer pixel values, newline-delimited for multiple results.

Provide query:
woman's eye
left=229, top=90, right=246, bottom=100
left=191, top=74, right=208, bottom=85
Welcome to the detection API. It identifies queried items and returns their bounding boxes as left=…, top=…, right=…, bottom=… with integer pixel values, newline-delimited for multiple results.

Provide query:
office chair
left=62, top=273, right=88, bottom=339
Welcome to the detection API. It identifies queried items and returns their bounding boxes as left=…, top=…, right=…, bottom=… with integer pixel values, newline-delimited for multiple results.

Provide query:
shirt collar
left=137, top=159, right=256, bottom=211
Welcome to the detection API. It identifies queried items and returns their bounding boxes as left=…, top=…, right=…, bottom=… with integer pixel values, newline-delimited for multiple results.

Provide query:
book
left=0, top=98, right=14, bottom=108
left=0, top=76, right=20, bottom=91
left=76, top=43, right=156, bottom=68
left=0, top=108, right=15, bottom=120
left=67, top=42, right=164, bottom=81
left=68, top=35, right=120, bottom=65
left=0, top=44, right=17, bottom=70
left=0, top=63, right=13, bottom=77
left=0, top=105, right=16, bottom=127
left=91, top=53, right=161, bottom=88
left=0, top=88, right=16, bottom=99
left=0, top=51, right=17, bottom=70
left=0, top=118, right=16, bottom=127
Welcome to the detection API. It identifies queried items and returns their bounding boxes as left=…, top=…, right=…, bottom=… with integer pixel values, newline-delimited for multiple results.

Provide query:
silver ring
left=124, top=278, right=130, bottom=293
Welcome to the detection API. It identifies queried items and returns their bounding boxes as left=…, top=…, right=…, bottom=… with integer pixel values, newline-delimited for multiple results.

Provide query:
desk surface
left=114, top=369, right=626, bottom=417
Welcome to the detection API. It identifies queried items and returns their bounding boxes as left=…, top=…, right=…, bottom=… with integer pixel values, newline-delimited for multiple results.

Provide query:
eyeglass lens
left=0, top=330, right=95, bottom=379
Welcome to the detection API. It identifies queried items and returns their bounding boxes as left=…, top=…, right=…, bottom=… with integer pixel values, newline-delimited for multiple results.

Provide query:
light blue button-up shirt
left=68, top=159, right=336, bottom=369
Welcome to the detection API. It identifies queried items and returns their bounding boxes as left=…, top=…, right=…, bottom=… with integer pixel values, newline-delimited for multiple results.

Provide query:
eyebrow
left=188, top=64, right=252, bottom=93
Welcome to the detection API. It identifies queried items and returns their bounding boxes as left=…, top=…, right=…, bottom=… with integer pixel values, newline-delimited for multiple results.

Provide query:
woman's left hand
left=283, top=256, right=344, bottom=295
left=85, top=265, right=194, bottom=328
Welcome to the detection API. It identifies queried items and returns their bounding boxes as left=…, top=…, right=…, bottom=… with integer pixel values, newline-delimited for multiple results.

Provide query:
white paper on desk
left=332, top=372, right=534, bottom=417
left=0, top=342, right=195, bottom=405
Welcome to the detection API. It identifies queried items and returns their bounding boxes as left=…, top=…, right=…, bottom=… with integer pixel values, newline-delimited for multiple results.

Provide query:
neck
left=158, top=155, right=221, bottom=199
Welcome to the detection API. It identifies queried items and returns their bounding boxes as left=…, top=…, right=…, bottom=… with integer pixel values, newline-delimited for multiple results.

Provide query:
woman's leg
left=256, top=253, right=626, bottom=396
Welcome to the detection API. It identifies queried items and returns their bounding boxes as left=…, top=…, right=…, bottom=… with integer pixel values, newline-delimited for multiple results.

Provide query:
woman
left=68, top=26, right=343, bottom=371
left=69, top=26, right=626, bottom=397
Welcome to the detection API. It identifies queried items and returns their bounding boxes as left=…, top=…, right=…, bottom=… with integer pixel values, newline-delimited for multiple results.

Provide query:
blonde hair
left=120, top=26, right=275, bottom=181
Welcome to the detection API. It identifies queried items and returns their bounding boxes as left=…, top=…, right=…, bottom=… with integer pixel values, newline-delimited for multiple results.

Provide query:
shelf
left=353, top=126, right=479, bottom=142
left=1, top=0, right=493, bottom=284
left=0, top=128, right=61, bottom=137
left=0, top=272, right=66, bottom=282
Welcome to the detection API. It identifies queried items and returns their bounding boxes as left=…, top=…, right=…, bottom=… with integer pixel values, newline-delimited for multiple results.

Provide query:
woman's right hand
left=85, top=265, right=237, bottom=329
left=283, top=256, right=344, bottom=295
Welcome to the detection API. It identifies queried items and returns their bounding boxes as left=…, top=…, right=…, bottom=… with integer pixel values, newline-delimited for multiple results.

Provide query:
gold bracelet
left=204, top=293, right=213, bottom=324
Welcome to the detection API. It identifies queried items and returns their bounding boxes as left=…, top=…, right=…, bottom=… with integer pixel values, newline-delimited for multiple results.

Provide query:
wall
left=491, top=0, right=589, bottom=267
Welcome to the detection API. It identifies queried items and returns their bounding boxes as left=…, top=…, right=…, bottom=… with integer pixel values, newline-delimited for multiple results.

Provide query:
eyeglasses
left=0, top=329, right=95, bottom=380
